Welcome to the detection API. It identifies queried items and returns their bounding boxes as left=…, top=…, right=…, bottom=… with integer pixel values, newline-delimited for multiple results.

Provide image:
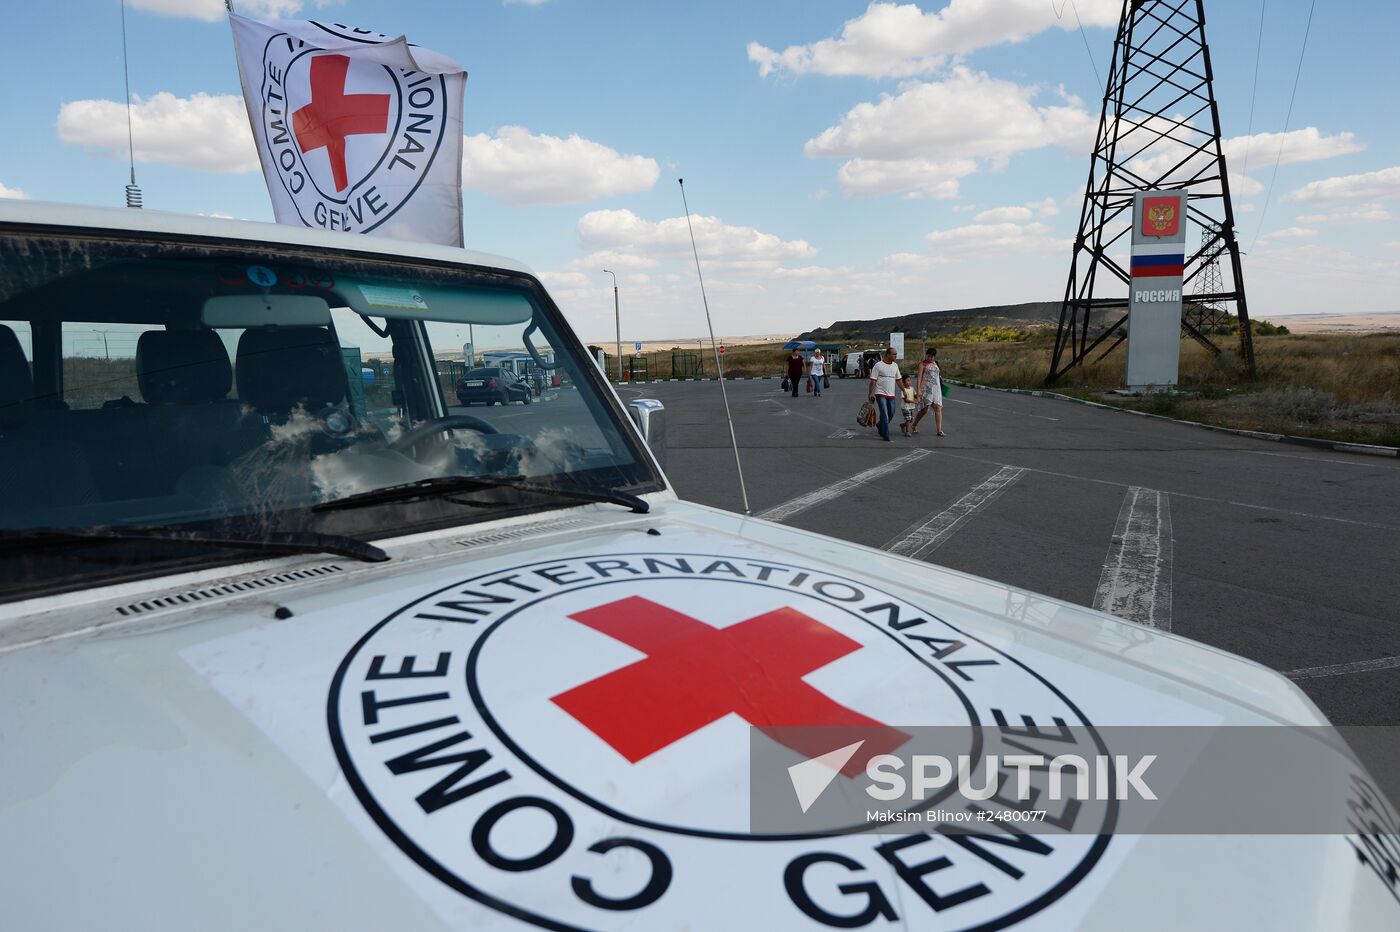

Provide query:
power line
left=1251, top=0, right=1319, bottom=249
left=1239, top=0, right=1268, bottom=177
left=1069, top=1, right=1102, bottom=88
left=1050, top=0, right=1101, bottom=87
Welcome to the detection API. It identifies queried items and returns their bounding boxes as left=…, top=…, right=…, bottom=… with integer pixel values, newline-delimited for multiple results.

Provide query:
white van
left=0, top=202, right=1395, bottom=931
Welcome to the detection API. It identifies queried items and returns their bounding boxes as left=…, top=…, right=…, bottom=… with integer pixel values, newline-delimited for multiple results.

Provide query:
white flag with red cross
left=229, top=13, right=466, bottom=247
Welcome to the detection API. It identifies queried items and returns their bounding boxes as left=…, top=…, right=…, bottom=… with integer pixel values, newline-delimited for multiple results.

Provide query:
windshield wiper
left=0, top=526, right=389, bottom=563
left=311, top=474, right=650, bottom=515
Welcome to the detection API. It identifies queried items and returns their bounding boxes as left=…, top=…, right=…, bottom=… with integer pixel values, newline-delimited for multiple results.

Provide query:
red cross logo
left=552, top=596, right=909, bottom=776
left=292, top=54, right=390, bottom=193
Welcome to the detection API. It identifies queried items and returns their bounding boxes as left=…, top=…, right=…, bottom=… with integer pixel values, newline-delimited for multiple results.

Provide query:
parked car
left=455, top=365, right=533, bottom=405
left=1, top=201, right=1395, bottom=932
left=838, top=348, right=885, bottom=378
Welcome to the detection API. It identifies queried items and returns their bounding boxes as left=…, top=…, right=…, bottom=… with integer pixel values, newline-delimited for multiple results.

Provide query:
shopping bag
left=806, top=376, right=813, bottom=393
left=823, top=374, right=830, bottom=389
left=781, top=377, right=790, bottom=392
left=941, top=382, right=951, bottom=397
left=857, top=401, right=875, bottom=427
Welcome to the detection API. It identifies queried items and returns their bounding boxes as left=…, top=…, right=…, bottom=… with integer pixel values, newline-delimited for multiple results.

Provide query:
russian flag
left=1131, top=252, right=1184, bottom=278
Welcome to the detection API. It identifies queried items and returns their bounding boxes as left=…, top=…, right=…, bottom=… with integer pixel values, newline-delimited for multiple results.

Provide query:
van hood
left=1, top=501, right=1395, bottom=930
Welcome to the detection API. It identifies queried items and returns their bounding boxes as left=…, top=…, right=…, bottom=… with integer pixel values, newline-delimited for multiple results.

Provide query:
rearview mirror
left=627, top=399, right=667, bottom=469
left=202, top=294, right=331, bottom=328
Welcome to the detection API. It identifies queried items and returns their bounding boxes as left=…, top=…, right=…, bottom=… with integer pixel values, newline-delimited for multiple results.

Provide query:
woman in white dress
left=913, top=346, right=946, bottom=436
left=808, top=349, right=825, bottom=396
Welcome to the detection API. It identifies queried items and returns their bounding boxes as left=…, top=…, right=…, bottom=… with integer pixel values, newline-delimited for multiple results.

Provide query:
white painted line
left=827, top=429, right=862, bottom=439
left=1093, top=487, right=1174, bottom=630
left=1241, top=449, right=1400, bottom=471
left=1285, top=655, right=1400, bottom=681
left=884, top=466, right=1025, bottom=560
left=757, top=450, right=931, bottom=523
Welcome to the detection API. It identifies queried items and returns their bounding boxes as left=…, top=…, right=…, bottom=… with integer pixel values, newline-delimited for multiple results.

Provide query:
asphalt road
left=618, top=375, right=1400, bottom=726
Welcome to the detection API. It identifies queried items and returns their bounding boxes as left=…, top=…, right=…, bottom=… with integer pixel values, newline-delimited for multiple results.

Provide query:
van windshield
left=0, top=230, right=660, bottom=596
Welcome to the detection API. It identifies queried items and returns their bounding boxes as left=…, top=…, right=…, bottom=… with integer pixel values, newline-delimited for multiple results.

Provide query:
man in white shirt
left=867, top=347, right=906, bottom=442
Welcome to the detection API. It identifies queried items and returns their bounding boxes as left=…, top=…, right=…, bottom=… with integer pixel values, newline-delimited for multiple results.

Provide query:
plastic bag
left=782, top=377, right=790, bottom=392
left=857, top=401, right=875, bottom=427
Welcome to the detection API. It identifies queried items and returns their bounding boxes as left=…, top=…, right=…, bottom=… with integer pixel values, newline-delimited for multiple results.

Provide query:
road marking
left=1285, top=655, right=1400, bottom=680
left=1093, top=488, right=1174, bottom=630
left=1241, top=449, right=1400, bottom=470
left=884, top=466, right=1025, bottom=560
left=827, top=429, right=862, bottom=439
left=756, top=451, right=931, bottom=523
left=914, top=447, right=1400, bottom=533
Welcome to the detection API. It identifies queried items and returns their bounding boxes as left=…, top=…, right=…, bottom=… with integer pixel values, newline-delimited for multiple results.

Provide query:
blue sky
left=2, top=0, right=1397, bottom=342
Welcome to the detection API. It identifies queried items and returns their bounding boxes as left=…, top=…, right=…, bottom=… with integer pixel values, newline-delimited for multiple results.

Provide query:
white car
left=0, top=201, right=1395, bottom=931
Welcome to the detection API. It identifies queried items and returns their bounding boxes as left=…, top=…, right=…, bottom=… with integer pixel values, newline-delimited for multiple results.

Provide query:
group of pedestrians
left=781, top=344, right=946, bottom=443
left=785, top=347, right=826, bottom=397
left=867, top=346, right=945, bottom=442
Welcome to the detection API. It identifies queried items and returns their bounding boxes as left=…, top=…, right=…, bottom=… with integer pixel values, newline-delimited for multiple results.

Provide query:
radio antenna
left=678, top=178, right=751, bottom=516
left=119, top=0, right=142, bottom=208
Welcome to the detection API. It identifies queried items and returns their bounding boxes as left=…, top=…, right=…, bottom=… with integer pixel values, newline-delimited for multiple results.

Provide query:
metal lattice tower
left=1185, top=221, right=1232, bottom=334
left=1047, top=0, right=1256, bottom=383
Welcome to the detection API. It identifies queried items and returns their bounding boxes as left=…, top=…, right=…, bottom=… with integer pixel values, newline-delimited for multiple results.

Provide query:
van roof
left=0, top=200, right=536, bottom=278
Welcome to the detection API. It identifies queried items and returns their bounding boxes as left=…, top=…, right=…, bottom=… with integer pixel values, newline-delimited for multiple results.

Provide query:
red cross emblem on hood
left=292, top=54, right=390, bottom=192
left=552, top=596, right=909, bottom=776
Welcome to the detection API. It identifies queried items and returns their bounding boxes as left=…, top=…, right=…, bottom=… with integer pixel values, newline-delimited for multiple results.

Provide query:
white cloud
left=879, top=252, right=948, bottom=269
left=771, top=265, right=854, bottom=280
left=1232, top=174, right=1265, bottom=197
left=538, top=271, right=590, bottom=291
left=1258, top=226, right=1318, bottom=242
left=461, top=126, right=659, bottom=206
left=576, top=209, right=815, bottom=262
left=924, top=220, right=1063, bottom=254
left=130, top=0, right=310, bottom=21
left=1222, top=127, right=1364, bottom=169
left=1128, top=127, right=1359, bottom=197
left=835, top=157, right=979, bottom=199
left=0, top=182, right=28, bottom=200
left=805, top=68, right=1094, bottom=198
left=748, top=0, right=1119, bottom=79
left=1285, top=166, right=1400, bottom=203
left=57, top=92, right=256, bottom=174
left=974, top=205, right=1033, bottom=223
left=564, top=250, right=658, bottom=273
left=1296, top=203, right=1395, bottom=224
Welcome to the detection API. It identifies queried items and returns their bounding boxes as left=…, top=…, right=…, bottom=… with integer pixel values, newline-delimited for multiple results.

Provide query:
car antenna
left=118, top=0, right=142, bottom=208
left=678, top=178, right=751, bottom=516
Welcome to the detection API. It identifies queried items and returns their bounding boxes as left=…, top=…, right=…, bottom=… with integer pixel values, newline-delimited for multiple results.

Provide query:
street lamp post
left=602, top=269, right=621, bottom=382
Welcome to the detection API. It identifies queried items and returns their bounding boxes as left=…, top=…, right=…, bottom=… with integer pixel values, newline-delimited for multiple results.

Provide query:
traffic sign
left=634, top=341, right=642, bottom=352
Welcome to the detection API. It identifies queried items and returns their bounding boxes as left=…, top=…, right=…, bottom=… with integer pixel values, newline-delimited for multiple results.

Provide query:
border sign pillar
left=1126, top=190, right=1187, bottom=390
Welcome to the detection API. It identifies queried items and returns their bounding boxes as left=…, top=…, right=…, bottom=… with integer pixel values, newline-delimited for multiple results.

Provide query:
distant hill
left=798, top=301, right=1111, bottom=344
